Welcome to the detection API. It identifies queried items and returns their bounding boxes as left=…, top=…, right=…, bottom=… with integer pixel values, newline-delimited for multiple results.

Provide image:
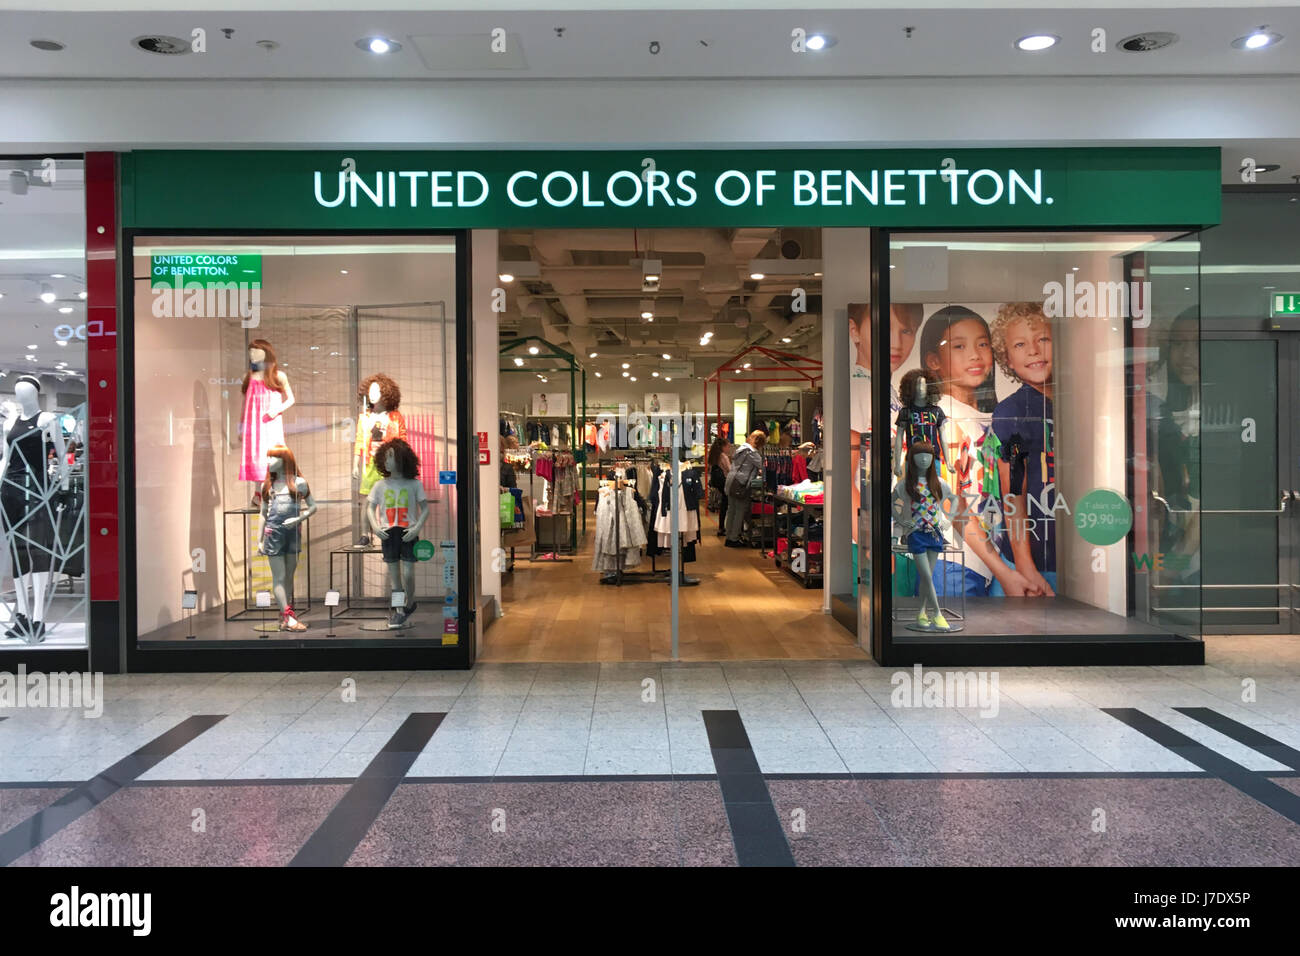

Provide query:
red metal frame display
left=703, top=345, right=822, bottom=444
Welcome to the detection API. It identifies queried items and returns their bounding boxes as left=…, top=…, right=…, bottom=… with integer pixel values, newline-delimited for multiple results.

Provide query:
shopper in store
left=500, top=435, right=519, bottom=491
left=989, top=301, right=1057, bottom=598
left=707, top=435, right=732, bottom=536
left=723, top=429, right=767, bottom=547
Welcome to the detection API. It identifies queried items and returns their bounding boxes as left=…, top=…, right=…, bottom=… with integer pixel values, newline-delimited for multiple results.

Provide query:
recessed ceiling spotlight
left=357, top=37, right=401, bottom=54
left=498, top=273, right=514, bottom=283
left=25, top=355, right=36, bottom=362
left=339, top=269, right=348, bottom=275
left=806, top=34, right=836, bottom=51
left=513, top=357, right=524, bottom=366
left=50, top=273, right=66, bottom=279
left=133, top=35, right=191, bottom=55
left=664, top=377, right=672, bottom=382
left=1016, top=34, right=1059, bottom=52
left=622, top=362, right=630, bottom=369
left=743, top=362, right=752, bottom=369
left=26, top=344, right=38, bottom=349
left=734, top=368, right=741, bottom=374
left=589, top=351, right=597, bottom=358
left=78, top=291, right=87, bottom=299
left=594, top=371, right=602, bottom=378
left=813, top=272, right=823, bottom=277
left=30, top=39, right=66, bottom=52
left=662, top=353, right=671, bottom=360
left=1233, top=29, right=1282, bottom=51
left=57, top=308, right=72, bottom=314
left=528, top=346, right=540, bottom=355
left=782, top=337, right=792, bottom=343
left=629, top=376, right=637, bottom=382
left=652, top=372, right=659, bottom=377
left=622, top=371, right=630, bottom=378
left=57, top=341, right=67, bottom=347
left=750, top=272, right=766, bottom=280
left=39, top=285, right=56, bottom=304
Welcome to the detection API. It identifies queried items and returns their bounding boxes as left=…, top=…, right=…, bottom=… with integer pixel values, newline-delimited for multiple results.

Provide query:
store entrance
left=484, top=227, right=859, bottom=660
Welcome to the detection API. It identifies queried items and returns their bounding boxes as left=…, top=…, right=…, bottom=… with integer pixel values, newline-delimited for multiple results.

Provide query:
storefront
left=91, top=146, right=1219, bottom=671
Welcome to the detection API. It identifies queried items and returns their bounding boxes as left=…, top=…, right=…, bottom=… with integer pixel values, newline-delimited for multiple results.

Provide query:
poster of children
left=883, top=301, right=1057, bottom=600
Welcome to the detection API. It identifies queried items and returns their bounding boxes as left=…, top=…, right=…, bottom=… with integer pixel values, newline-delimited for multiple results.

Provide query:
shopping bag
left=499, top=492, right=516, bottom=528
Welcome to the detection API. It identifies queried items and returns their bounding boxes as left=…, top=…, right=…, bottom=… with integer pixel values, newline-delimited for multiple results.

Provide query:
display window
left=0, top=157, right=88, bottom=651
left=128, top=234, right=463, bottom=648
left=879, top=231, right=1204, bottom=651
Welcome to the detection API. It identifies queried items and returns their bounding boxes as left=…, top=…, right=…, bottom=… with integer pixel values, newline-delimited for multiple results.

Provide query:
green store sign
left=149, top=252, right=262, bottom=289
left=121, top=147, right=1220, bottom=230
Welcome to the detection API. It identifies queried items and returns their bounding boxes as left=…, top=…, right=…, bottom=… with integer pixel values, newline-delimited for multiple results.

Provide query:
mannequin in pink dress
left=239, top=338, right=295, bottom=507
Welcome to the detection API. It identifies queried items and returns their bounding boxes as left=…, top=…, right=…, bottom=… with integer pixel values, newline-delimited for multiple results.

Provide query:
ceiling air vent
left=132, top=35, right=192, bottom=55
left=1118, top=32, right=1179, bottom=53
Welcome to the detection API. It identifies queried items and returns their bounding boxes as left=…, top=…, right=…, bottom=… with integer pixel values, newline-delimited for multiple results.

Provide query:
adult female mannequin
left=891, top=440, right=958, bottom=631
left=365, top=438, right=429, bottom=629
left=239, top=339, right=295, bottom=506
left=256, top=445, right=316, bottom=632
left=1, top=376, right=68, bottom=643
left=353, top=373, right=407, bottom=499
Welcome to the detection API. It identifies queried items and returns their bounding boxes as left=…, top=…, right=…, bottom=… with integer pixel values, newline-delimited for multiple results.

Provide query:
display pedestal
left=223, top=508, right=311, bottom=619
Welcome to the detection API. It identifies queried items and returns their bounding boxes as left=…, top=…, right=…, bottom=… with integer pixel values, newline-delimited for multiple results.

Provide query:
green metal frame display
left=500, top=336, right=588, bottom=549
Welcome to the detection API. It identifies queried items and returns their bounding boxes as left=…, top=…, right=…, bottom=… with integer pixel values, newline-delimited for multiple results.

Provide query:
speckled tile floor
left=1, top=637, right=1299, bottom=866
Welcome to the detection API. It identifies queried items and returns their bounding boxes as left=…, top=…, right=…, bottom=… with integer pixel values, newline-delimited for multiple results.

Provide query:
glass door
left=1197, top=332, right=1295, bottom=633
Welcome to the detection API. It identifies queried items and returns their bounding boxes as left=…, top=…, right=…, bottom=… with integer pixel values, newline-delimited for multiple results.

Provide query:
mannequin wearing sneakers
left=891, top=440, right=958, bottom=631
left=366, top=438, right=429, bottom=629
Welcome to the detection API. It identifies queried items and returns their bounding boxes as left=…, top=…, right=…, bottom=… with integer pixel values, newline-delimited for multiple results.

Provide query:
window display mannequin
left=354, top=374, right=407, bottom=499
left=365, top=438, right=429, bottom=629
left=891, top=440, right=958, bottom=631
left=256, top=445, right=316, bottom=632
left=239, top=339, right=295, bottom=507
left=893, top=369, right=952, bottom=478
left=1, top=376, right=68, bottom=643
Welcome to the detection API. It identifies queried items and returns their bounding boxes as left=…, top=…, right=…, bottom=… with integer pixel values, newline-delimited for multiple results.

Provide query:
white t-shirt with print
left=368, top=477, right=428, bottom=530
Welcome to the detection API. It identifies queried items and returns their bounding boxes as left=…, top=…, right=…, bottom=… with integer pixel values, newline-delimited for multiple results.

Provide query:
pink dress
left=239, top=377, right=285, bottom=481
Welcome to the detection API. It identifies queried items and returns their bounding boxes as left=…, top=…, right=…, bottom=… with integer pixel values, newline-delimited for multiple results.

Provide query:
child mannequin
left=891, top=440, right=958, bottom=631
left=366, top=438, right=429, bottom=629
left=893, top=369, right=952, bottom=478
left=354, top=373, right=407, bottom=499
left=256, top=445, right=316, bottom=632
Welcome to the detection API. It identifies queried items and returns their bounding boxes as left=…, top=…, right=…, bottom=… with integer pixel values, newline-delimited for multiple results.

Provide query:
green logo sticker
left=1074, top=488, right=1133, bottom=546
left=413, top=540, right=435, bottom=562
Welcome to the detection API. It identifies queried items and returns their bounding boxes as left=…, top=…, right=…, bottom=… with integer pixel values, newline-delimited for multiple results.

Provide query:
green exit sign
left=1271, top=292, right=1300, bottom=317
left=151, top=252, right=262, bottom=289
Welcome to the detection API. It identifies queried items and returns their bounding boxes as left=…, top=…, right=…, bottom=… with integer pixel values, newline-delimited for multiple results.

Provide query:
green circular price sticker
left=1074, top=488, right=1133, bottom=546
left=413, top=540, right=435, bottom=562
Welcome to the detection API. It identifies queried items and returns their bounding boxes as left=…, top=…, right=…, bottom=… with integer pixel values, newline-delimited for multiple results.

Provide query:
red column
left=84, top=152, right=118, bottom=602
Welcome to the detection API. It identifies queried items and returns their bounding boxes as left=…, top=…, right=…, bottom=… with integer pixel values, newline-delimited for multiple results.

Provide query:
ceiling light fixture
left=806, top=34, right=836, bottom=51
left=664, top=377, right=671, bottom=382
left=50, top=273, right=66, bottom=279
left=340, top=269, right=348, bottom=275
left=622, top=362, right=630, bottom=369
left=652, top=371, right=659, bottom=377
left=39, top=284, right=56, bottom=304
left=1016, top=34, right=1059, bottom=52
left=782, top=337, right=792, bottom=343
left=498, top=273, right=514, bottom=283
left=358, top=36, right=401, bottom=54
left=1233, top=29, right=1282, bottom=51
left=589, top=351, right=597, bottom=358
left=56, top=341, right=67, bottom=347
left=750, top=272, right=765, bottom=280
left=594, top=371, right=602, bottom=378
left=30, top=39, right=66, bottom=52
left=26, top=344, right=37, bottom=349
left=629, top=376, right=637, bottom=382
left=513, top=357, right=524, bottom=366
left=622, top=371, right=630, bottom=378
left=78, top=291, right=87, bottom=299
left=57, top=307, right=72, bottom=314
left=528, top=346, right=539, bottom=355
left=662, top=353, right=671, bottom=360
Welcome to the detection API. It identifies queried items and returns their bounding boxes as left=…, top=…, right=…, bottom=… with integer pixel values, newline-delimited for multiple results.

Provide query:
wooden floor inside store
left=483, top=505, right=867, bottom=662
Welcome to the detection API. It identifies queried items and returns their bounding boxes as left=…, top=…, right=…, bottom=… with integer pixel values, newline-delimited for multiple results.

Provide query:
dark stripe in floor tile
left=0, top=714, right=224, bottom=867
left=702, top=710, right=794, bottom=868
left=289, top=713, right=443, bottom=867
left=1174, top=707, right=1300, bottom=771
left=1104, top=708, right=1300, bottom=826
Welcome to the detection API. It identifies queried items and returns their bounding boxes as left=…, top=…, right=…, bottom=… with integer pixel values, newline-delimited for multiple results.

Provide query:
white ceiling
left=0, top=7, right=1296, bottom=80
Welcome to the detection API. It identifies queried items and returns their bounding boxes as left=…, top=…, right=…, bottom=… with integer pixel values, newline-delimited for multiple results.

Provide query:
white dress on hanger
left=653, top=471, right=700, bottom=548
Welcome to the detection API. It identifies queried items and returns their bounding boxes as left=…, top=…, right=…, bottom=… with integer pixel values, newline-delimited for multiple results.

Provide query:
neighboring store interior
left=882, top=230, right=1204, bottom=644
left=486, top=227, right=859, bottom=660
left=0, top=157, right=88, bottom=649
left=131, top=234, right=461, bottom=646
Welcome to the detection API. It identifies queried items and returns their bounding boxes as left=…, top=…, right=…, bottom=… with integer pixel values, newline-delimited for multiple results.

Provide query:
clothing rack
left=599, top=481, right=666, bottom=586
left=530, top=448, right=578, bottom=561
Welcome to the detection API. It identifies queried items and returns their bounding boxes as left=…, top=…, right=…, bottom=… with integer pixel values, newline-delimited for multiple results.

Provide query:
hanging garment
left=791, top=454, right=809, bottom=483
left=653, top=471, right=701, bottom=550
left=239, top=377, right=285, bottom=482
left=2, top=413, right=56, bottom=574
left=592, top=486, right=647, bottom=571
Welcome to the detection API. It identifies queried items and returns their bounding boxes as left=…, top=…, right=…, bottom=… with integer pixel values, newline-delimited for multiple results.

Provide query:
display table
left=328, top=545, right=391, bottom=621
left=772, top=493, right=823, bottom=588
left=223, top=508, right=310, bottom=620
